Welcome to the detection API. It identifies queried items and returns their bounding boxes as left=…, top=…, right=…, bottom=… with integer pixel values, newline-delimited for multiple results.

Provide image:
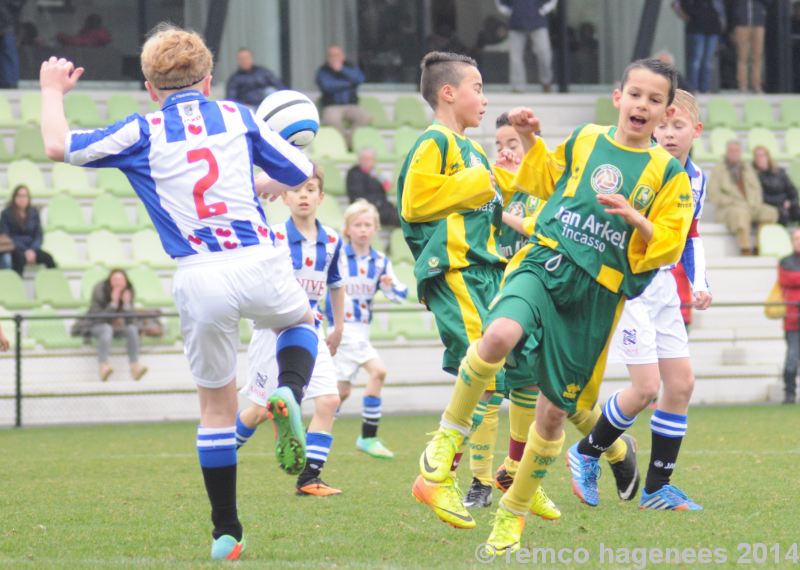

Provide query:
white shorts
left=333, top=323, right=380, bottom=382
left=173, top=246, right=309, bottom=389
left=608, top=269, right=689, bottom=365
left=241, top=327, right=339, bottom=405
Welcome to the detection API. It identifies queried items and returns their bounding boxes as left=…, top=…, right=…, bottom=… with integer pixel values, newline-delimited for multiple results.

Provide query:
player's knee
left=480, top=323, right=517, bottom=362
left=372, top=366, right=387, bottom=384
left=316, top=394, right=341, bottom=418
left=667, top=373, right=695, bottom=402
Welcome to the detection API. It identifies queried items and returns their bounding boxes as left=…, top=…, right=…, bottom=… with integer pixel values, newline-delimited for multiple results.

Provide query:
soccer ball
left=255, top=90, right=319, bottom=149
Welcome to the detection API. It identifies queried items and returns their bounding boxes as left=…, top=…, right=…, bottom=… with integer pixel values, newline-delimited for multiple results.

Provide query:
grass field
left=1, top=405, right=799, bottom=569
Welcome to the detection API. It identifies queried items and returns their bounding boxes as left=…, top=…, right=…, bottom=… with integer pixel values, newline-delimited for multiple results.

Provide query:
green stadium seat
left=389, top=228, right=413, bottom=264
left=19, top=92, right=41, bottom=125
left=80, top=266, right=108, bottom=303
left=394, top=96, right=429, bottom=129
left=28, top=307, right=83, bottom=349
left=98, top=168, right=135, bottom=197
left=34, top=268, right=82, bottom=309
left=358, top=95, right=394, bottom=128
left=0, top=270, right=37, bottom=309
left=265, top=198, right=291, bottom=225
left=65, top=94, right=104, bottom=128
left=310, top=126, right=355, bottom=162
left=7, top=159, right=51, bottom=198
left=0, top=94, right=19, bottom=128
left=317, top=196, right=344, bottom=228
left=239, top=319, right=253, bottom=344
left=106, top=94, right=140, bottom=123
left=92, top=194, right=139, bottom=233
left=13, top=125, right=48, bottom=162
left=142, top=315, right=181, bottom=347
left=784, top=128, right=800, bottom=160
left=42, top=230, right=88, bottom=270
left=391, top=261, right=417, bottom=302
left=0, top=138, right=12, bottom=162
left=690, top=137, right=712, bottom=163
left=743, top=99, right=778, bottom=129
left=0, top=307, right=36, bottom=351
left=352, top=126, right=392, bottom=161
left=317, top=157, right=346, bottom=196
left=393, top=126, right=419, bottom=159
left=52, top=162, right=99, bottom=198
left=789, top=158, right=800, bottom=188
left=132, top=229, right=175, bottom=269
left=758, top=224, right=792, bottom=258
left=705, top=98, right=742, bottom=129
left=594, top=97, right=618, bottom=125
left=127, top=266, right=172, bottom=307
left=44, top=194, right=93, bottom=233
left=708, top=127, right=739, bottom=161
left=135, top=201, right=152, bottom=230
left=87, top=230, right=134, bottom=268
left=780, top=99, right=800, bottom=128
left=747, top=128, right=786, bottom=161
left=389, top=310, right=435, bottom=340
left=368, top=314, right=394, bottom=341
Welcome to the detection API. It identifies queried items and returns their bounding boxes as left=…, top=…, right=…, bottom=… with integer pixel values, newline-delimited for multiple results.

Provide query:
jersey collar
left=161, top=90, right=207, bottom=110
left=684, top=158, right=700, bottom=179
left=344, top=243, right=377, bottom=260
left=285, top=217, right=328, bottom=245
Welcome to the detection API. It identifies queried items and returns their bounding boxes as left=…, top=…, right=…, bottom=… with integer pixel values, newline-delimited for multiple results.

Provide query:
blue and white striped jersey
left=680, top=158, right=709, bottom=293
left=65, top=90, right=312, bottom=259
left=326, top=244, right=407, bottom=326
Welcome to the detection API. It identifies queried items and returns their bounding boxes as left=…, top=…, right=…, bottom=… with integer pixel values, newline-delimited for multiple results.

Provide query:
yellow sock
left=568, top=404, right=627, bottom=464
left=443, top=342, right=505, bottom=431
left=500, top=423, right=564, bottom=515
left=470, top=393, right=502, bottom=484
left=509, top=388, right=538, bottom=443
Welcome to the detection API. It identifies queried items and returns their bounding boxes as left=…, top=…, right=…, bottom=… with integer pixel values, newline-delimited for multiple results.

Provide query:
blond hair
left=671, top=89, right=699, bottom=125
left=141, top=23, right=213, bottom=90
left=343, top=199, right=381, bottom=238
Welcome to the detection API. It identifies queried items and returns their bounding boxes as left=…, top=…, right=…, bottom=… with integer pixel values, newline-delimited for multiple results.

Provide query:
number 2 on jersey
left=187, top=148, right=228, bottom=219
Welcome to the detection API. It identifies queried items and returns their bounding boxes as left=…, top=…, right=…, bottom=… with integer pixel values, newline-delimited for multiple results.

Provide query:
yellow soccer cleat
left=419, top=428, right=464, bottom=483
left=412, top=474, right=476, bottom=529
left=530, top=485, right=561, bottom=520
left=485, top=506, right=526, bottom=554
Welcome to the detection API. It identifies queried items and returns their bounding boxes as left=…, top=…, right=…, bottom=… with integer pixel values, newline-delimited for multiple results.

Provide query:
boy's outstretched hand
left=40, top=57, right=84, bottom=94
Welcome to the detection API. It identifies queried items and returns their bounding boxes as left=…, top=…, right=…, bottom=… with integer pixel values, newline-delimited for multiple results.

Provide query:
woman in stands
left=753, top=145, right=800, bottom=227
left=0, top=185, right=57, bottom=276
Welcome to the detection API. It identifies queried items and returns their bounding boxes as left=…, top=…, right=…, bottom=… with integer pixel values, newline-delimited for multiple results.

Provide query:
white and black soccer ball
left=255, top=90, right=319, bottom=149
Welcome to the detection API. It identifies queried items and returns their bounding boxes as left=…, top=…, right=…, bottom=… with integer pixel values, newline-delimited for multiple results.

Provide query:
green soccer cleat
left=211, top=534, right=246, bottom=561
left=356, top=436, right=395, bottom=459
left=266, top=386, right=306, bottom=475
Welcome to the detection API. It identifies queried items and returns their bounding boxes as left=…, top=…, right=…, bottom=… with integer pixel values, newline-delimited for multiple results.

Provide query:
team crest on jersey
left=590, top=164, right=623, bottom=195
left=507, top=201, right=525, bottom=218
left=526, top=196, right=540, bottom=212
left=630, top=184, right=655, bottom=212
left=469, top=153, right=483, bottom=167
left=428, top=257, right=440, bottom=268
left=678, top=191, right=693, bottom=208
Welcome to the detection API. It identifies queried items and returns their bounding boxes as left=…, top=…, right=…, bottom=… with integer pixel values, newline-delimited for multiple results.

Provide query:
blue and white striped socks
left=298, top=431, right=334, bottom=486
left=196, top=425, right=241, bottom=540
left=235, top=412, right=257, bottom=449
left=578, top=392, right=637, bottom=458
left=645, top=409, right=688, bottom=493
left=362, top=396, right=382, bottom=438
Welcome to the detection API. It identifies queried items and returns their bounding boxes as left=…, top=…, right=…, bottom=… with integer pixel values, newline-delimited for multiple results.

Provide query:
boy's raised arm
left=39, top=57, right=84, bottom=162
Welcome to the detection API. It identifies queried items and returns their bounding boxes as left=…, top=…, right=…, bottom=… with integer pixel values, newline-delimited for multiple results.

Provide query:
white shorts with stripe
left=333, top=322, right=379, bottom=382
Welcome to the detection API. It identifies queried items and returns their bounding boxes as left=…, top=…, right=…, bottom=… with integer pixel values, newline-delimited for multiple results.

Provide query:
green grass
left=1, top=406, right=799, bottom=569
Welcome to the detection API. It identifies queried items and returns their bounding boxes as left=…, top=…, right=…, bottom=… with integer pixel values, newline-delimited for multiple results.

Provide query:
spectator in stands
left=225, top=48, right=285, bottom=109
left=346, top=148, right=399, bottom=227
left=57, top=14, right=112, bottom=48
left=0, top=185, right=57, bottom=276
left=0, top=0, right=23, bottom=88
left=85, top=269, right=147, bottom=382
left=730, top=0, right=772, bottom=93
left=672, top=0, right=726, bottom=93
left=0, top=322, right=8, bottom=352
left=753, top=145, right=800, bottom=226
left=497, top=0, right=558, bottom=93
left=708, top=140, right=778, bottom=255
left=778, top=228, right=800, bottom=404
left=316, top=45, right=370, bottom=147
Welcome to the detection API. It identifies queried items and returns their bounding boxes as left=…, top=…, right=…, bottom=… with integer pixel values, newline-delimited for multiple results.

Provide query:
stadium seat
left=135, top=201, right=152, bottom=230
left=92, top=194, right=138, bottom=233
left=97, top=169, right=136, bottom=198
left=80, top=266, right=108, bottom=303
left=265, top=198, right=291, bottom=225
left=142, top=315, right=181, bottom=347
left=317, top=196, right=344, bottom=228
left=594, top=97, right=618, bottom=125
left=106, top=94, right=140, bottom=123
left=132, top=229, right=176, bottom=269
left=705, top=98, right=742, bottom=129
left=0, top=94, right=19, bottom=128
left=87, top=230, right=134, bottom=268
left=358, top=95, right=395, bottom=128
left=389, top=310, right=435, bottom=340
left=783, top=128, right=800, bottom=160
left=708, top=127, right=739, bottom=161
left=52, top=162, right=99, bottom=198
left=0, top=307, right=36, bottom=351
left=64, top=94, right=104, bottom=128
left=747, top=128, right=786, bottom=161
left=127, top=266, right=172, bottom=307
left=34, top=268, right=82, bottom=309
left=758, top=224, right=792, bottom=258
left=352, top=126, right=392, bottom=161
left=0, top=138, right=12, bottom=162
left=389, top=228, right=414, bottom=264
left=317, top=157, right=346, bottom=196
left=42, top=230, right=88, bottom=270
left=789, top=158, right=800, bottom=187
left=394, top=96, right=429, bottom=129
left=394, top=126, right=419, bottom=159
left=368, top=314, right=394, bottom=340
left=28, top=307, right=83, bottom=349
left=780, top=98, right=800, bottom=128
left=310, top=127, right=355, bottom=162
left=690, top=138, right=712, bottom=163
left=13, top=125, right=48, bottom=162
left=44, top=194, right=93, bottom=233
left=743, top=99, right=778, bottom=129
left=20, top=92, right=41, bottom=125
left=7, top=159, right=51, bottom=198
left=391, top=261, right=417, bottom=302
left=0, top=270, right=36, bottom=309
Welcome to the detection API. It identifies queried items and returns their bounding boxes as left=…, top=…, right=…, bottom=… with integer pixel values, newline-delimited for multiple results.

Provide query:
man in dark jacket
left=316, top=44, right=370, bottom=146
left=497, top=0, right=558, bottom=92
left=346, top=148, right=399, bottom=227
left=225, top=48, right=285, bottom=108
left=729, top=0, right=773, bottom=92
left=0, top=0, right=24, bottom=88
left=673, top=0, right=726, bottom=92
left=779, top=228, right=800, bottom=404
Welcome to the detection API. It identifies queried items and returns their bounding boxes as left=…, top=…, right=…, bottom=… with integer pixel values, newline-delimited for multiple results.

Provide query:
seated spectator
left=0, top=185, right=56, bottom=276
left=316, top=45, right=370, bottom=147
left=753, top=145, right=800, bottom=227
left=225, top=48, right=285, bottom=108
left=56, top=14, right=112, bottom=47
left=779, top=227, right=800, bottom=404
left=79, top=269, right=148, bottom=382
left=346, top=148, right=399, bottom=227
left=708, top=140, right=778, bottom=255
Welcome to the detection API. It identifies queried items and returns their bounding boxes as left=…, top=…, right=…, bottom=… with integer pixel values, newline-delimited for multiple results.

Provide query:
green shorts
left=424, top=264, right=505, bottom=391
left=486, top=245, right=624, bottom=414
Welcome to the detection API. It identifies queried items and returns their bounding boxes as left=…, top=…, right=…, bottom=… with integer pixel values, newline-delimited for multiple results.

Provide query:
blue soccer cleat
left=567, top=442, right=601, bottom=507
left=639, top=484, right=703, bottom=511
left=211, top=534, right=246, bottom=561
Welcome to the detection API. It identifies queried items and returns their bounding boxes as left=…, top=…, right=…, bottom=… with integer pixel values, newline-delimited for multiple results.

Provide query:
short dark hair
left=620, top=58, right=677, bottom=106
left=419, top=51, right=478, bottom=110
left=495, top=112, right=511, bottom=129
